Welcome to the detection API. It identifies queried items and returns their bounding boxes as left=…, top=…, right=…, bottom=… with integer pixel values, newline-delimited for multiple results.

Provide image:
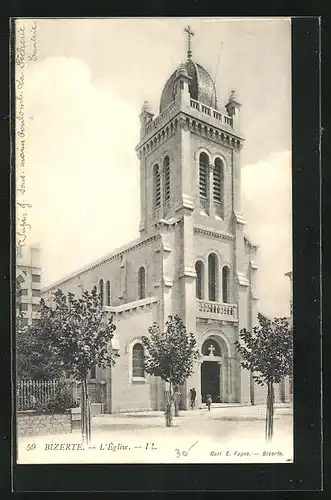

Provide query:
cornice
left=237, top=272, right=250, bottom=287
left=194, top=225, right=234, bottom=242
left=136, top=109, right=245, bottom=160
left=233, top=211, right=246, bottom=225
left=104, top=296, right=159, bottom=316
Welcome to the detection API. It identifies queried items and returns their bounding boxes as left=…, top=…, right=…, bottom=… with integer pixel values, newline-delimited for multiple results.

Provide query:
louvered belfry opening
left=154, top=164, right=161, bottom=209
left=199, top=152, right=208, bottom=201
left=164, top=156, right=170, bottom=203
left=213, top=157, right=224, bottom=217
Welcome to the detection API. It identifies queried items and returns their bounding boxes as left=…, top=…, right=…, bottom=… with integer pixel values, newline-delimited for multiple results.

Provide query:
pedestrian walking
left=206, top=393, right=212, bottom=411
left=189, top=387, right=197, bottom=409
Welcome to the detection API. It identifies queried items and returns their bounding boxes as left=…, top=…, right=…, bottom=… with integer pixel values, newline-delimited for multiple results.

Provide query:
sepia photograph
left=14, top=17, right=293, bottom=465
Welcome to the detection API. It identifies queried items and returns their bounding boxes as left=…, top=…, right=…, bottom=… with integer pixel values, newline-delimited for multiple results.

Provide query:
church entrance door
left=201, top=361, right=220, bottom=403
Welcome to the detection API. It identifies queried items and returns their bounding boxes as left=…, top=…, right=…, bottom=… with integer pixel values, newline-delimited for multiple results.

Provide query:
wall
left=41, top=236, right=162, bottom=308
left=16, top=247, right=42, bottom=327
left=108, top=301, right=160, bottom=413
left=141, top=130, right=182, bottom=237
left=17, top=411, right=72, bottom=437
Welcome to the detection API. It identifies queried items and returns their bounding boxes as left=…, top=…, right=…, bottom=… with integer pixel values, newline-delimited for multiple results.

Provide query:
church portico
left=188, top=328, right=239, bottom=408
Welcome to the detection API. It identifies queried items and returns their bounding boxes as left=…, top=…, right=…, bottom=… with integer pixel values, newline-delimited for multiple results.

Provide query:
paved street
left=17, top=404, right=293, bottom=464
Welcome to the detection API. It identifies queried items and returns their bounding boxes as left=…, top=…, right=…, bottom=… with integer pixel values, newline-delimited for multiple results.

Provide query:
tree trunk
left=81, top=380, right=87, bottom=445
left=164, top=384, right=173, bottom=427
left=265, top=380, right=275, bottom=442
left=84, top=377, right=91, bottom=443
left=174, top=386, right=180, bottom=417
left=250, top=371, right=255, bottom=406
left=81, top=377, right=91, bottom=445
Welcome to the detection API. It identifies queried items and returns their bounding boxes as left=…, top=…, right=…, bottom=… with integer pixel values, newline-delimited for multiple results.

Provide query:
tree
left=234, top=313, right=293, bottom=441
left=16, top=312, right=65, bottom=380
left=142, top=315, right=198, bottom=427
left=29, top=288, right=118, bottom=444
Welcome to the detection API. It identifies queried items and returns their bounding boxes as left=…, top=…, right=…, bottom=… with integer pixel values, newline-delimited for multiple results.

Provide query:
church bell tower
left=136, top=26, right=245, bottom=237
left=135, top=26, right=258, bottom=406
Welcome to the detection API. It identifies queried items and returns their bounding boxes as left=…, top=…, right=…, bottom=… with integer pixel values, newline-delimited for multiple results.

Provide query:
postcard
left=14, top=17, right=293, bottom=465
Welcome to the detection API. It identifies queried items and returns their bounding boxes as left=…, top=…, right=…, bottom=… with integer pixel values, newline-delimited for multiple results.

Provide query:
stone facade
left=41, top=51, right=289, bottom=413
left=17, top=411, right=72, bottom=437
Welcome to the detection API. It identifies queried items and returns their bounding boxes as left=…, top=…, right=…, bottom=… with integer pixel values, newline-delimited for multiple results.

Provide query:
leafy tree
left=235, top=313, right=293, bottom=441
left=27, top=288, right=118, bottom=444
left=142, top=315, right=199, bottom=427
left=16, top=312, right=65, bottom=380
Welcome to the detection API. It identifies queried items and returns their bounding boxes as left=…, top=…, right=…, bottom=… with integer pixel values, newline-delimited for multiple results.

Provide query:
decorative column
left=138, top=150, right=146, bottom=235
left=217, top=360, right=223, bottom=402
left=196, top=359, right=203, bottom=409
left=138, top=102, right=153, bottom=234
left=104, top=366, right=112, bottom=414
left=174, top=63, right=191, bottom=109
left=226, top=357, right=237, bottom=403
left=225, top=90, right=241, bottom=134
left=119, top=257, right=127, bottom=301
left=139, top=100, right=153, bottom=140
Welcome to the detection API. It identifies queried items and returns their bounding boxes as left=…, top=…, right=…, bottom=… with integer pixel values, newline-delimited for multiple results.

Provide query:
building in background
left=16, top=245, right=42, bottom=326
left=285, top=270, right=293, bottom=401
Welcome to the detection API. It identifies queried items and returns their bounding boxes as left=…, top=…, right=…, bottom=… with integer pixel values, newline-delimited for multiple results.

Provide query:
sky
left=15, top=17, right=292, bottom=318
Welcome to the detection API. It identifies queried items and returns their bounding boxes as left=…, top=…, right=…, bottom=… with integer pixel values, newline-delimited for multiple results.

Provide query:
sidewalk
left=17, top=404, right=293, bottom=464
left=93, top=403, right=292, bottom=425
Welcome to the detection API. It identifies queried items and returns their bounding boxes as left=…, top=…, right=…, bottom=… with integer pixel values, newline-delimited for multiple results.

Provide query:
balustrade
left=190, top=99, right=233, bottom=127
left=144, top=101, right=177, bottom=136
left=197, top=299, right=237, bottom=321
left=144, top=98, right=233, bottom=139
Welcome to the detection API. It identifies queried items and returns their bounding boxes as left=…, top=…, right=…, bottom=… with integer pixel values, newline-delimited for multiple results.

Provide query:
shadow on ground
left=211, top=416, right=280, bottom=421
left=92, top=423, right=166, bottom=431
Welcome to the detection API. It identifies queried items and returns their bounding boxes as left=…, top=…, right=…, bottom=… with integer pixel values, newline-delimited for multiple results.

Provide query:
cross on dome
left=184, top=25, right=195, bottom=60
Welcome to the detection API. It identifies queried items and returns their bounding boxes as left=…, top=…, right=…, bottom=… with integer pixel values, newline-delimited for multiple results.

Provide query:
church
left=41, top=28, right=289, bottom=413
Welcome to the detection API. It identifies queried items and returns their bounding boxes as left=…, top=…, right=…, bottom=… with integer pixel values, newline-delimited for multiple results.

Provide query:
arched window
left=106, top=280, right=111, bottom=306
left=222, top=266, right=230, bottom=303
left=195, top=261, right=204, bottom=299
left=138, top=267, right=146, bottom=300
left=213, top=158, right=223, bottom=202
left=99, top=279, right=104, bottom=306
left=132, top=343, right=145, bottom=377
left=199, top=152, right=208, bottom=199
left=202, top=339, right=221, bottom=356
left=208, top=253, right=218, bottom=302
left=163, top=156, right=170, bottom=203
left=153, top=164, right=161, bottom=208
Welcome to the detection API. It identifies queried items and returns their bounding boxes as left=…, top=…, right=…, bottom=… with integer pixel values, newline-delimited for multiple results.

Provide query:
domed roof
left=160, top=60, right=218, bottom=113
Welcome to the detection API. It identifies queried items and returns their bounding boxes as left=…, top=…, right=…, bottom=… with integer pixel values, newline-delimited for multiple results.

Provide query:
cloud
left=242, top=150, right=292, bottom=317
left=22, top=57, right=140, bottom=286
